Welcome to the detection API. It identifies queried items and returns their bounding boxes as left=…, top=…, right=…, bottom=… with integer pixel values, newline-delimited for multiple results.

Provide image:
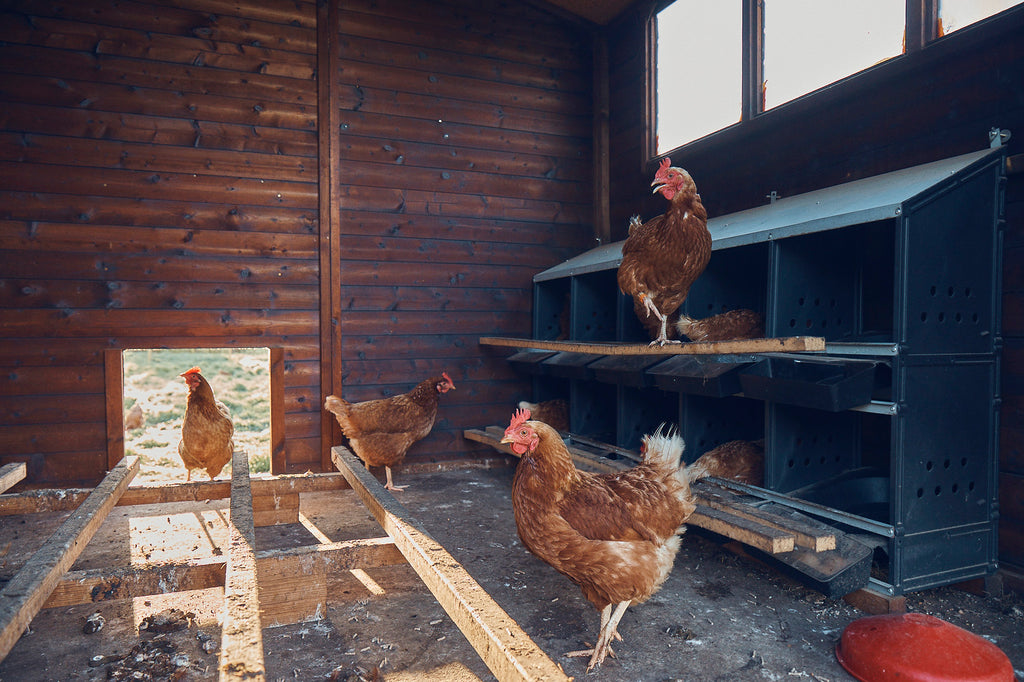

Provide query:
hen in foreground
left=502, top=410, right=695, bottom=671
left=324, top=373, right=455, bottom=491
left=618, top=157, right=711, bottom=345
left=178, top=367, right=234, bottom=482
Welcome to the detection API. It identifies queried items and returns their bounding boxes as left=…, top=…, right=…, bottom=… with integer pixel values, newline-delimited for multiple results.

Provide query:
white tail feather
left=640, top=424, right=685, bottom=470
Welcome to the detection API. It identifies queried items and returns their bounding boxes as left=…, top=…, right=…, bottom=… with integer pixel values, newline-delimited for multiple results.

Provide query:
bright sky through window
left=939, top=0, right=1023, bottom=34
left=656, top=1, right=741, bottom=153
left=763, top=0, right=905, bottom=110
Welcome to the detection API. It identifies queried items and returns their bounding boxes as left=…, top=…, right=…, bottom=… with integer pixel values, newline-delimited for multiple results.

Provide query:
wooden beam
left=317, top=0, right=344, bottom=472
left=694, top=482, right=836, bottom=552
left=479, top=335, right=826, bottom=355
left=218, top=449, right=265, bottom=681
left=332, top=447, right=570, bottom=682
left=0, top=472, right=351, bottom=516
left=689, top=504, right=795, bottom=554
left=0, top=463, right=26, bottom=494
left=43, top=537, right=404, bottom=612
left=0, top=456, right=138, bottom=661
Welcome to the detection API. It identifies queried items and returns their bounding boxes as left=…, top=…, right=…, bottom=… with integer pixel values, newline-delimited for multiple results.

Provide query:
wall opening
left=121, top=347, right=272, bottom=483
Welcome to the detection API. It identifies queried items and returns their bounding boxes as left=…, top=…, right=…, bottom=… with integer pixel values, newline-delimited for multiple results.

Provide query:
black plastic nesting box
left=738, top=356, right=879, bottom=411
left=520, top=147, right=1006, bottom=596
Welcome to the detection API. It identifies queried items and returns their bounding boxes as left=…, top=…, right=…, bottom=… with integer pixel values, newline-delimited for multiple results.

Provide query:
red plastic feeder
left=836, top=612, right=1015, bottom=682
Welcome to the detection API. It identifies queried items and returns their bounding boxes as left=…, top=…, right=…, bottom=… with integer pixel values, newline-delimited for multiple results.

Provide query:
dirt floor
left=2, top=463, right=1023, bottom=682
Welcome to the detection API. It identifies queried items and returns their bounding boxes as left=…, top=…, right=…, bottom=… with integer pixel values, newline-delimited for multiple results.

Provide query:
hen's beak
left=651, top=179, right=666, bottom=195
left=499, top=434, right=513, bottom=445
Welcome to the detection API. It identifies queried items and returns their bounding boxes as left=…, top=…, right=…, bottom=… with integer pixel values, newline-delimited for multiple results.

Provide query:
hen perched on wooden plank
left=675, top=309, right=764, bottom=343
left=502, top=410, right=695, bottom=671
left=178, top=367, right=234, bottom=482
left=618, top=157, right=711, bottom=345
left=324, top=373, right=455, bottom=492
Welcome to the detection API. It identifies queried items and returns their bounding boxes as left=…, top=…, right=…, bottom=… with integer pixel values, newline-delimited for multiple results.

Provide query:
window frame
left=645, top=0, right=947, bottom=161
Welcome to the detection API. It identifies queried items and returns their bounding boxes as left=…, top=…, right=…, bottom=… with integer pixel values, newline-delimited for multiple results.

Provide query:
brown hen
left=687, top=439, right=765, bottom=487
left=178, top=367, right=234, bottom=482
left=324, top=373, right=455, bottom=492
left=618, top=157, right=711, bottom=345
left=675, top=308, right=764, bottom=343
left=502, top=410, right=695, bottom=671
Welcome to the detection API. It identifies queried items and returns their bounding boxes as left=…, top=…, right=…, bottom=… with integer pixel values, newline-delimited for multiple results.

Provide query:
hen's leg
left=587, top=601, right=631, bottom=671
left=639, top=293, right=678, bottom=346
left=384, top=466, right=407, bottom=492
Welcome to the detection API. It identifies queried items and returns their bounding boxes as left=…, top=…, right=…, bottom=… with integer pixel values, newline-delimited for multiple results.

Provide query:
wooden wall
left=0, top=0, right=594, bottom=487
left=329, top=0, right=594, bottom=463
left=603, top=4, right=1024, bottom=579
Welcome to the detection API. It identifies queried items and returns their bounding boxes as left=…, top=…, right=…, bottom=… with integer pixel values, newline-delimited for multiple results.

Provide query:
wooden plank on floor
left=0, top=463, right=26, bottom=494
left=218, top=449, right=265, bottom=681
left=694, top=482, right=836, bottom=552
left=0, top=456, right=139, bottom=661
left=332, top=446, right=570, bottom=682
left=479, top=335, right=826, bottom=355
left=0, top=472, right=351, bottom=516
left=689, top=504, right=795, bottom=554
left=43, top=537, right=404, bottom=611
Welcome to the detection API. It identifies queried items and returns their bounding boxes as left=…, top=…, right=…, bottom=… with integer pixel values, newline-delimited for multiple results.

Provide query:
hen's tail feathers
left=640, top=424, right=685, bottom=470
left=324, top=395, right=351, bottom=423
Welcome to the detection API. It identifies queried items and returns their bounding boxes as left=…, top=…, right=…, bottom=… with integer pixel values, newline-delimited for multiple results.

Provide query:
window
left=939, top=0, right=1022, bottom=34
left=652, top=0, right=1023, bottom=154
left=655, top=1, right=742, bottom=153
left=763, top=1, right=904, bottom=110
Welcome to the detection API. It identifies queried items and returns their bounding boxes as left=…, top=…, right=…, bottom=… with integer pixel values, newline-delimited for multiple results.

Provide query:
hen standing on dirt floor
left=178, top=367, right=234, bottom=482
left=501, top=409, right=696, bottom=672
left=324, top=373, right=455, bottom=492
left=618, top=157, right=711, bottom=345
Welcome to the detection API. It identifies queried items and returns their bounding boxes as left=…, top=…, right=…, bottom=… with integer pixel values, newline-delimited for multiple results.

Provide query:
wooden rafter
left=43, top=537, right=403, bottom=611
left=0, top=471, right=352, bottom=516
left=0, top=456, right=139, bottom=661
left=331, top=447, right=571, bottom=682
left=0, top=463, right=25, bottom=494
left=218, top=449, right=265, bottom=681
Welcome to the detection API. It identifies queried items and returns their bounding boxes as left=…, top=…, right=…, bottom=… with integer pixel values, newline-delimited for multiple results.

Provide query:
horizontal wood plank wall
left=0, top=0, right=322, bottom=485
left=604, top=5, right=1024, bottom=575
left=332, top=0, right=594, bottom=465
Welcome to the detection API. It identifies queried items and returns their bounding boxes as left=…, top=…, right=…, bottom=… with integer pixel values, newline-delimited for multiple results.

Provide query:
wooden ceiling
left=541, top=0, right=639, bottom=25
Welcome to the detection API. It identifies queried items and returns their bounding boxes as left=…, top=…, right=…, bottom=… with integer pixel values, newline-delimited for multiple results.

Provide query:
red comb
left=509, top=408, right=531, bottom=429
left=181, top=367, right=201, bottom=376
left=659, top=157, right=671, bottom=172
left=442, top=371, right=454, bottom=387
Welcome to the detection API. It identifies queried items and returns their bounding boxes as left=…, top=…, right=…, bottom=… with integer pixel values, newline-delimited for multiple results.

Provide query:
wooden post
left=218, top=449, right=265, bottom=681
left=332, top=446, right=570, bottom=682
left=0, top=456, right=138, bottom=661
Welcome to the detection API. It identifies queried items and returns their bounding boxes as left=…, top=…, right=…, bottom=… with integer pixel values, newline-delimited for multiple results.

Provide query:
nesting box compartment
left=517, top=147, right=1006, bottom=596
left=506, top=350, right=559, bottom=375
left=589, top=354, right=665, bottom=387
left=648, top=355, right=751, bottom=397
left=739, top=357, right=879, bottom=411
